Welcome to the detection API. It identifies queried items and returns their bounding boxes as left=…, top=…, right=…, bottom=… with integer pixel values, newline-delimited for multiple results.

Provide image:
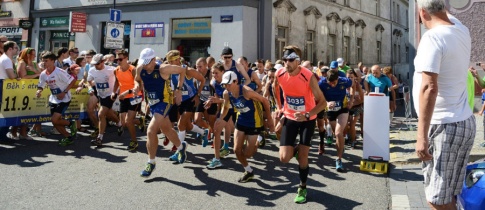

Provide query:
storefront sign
left=19, top=20, right=33, bottom=30
left=0, top=79, right=89, bottom=126
left=134, top=22, right=164, bottom=44
left=221, top=15, right=233, bottom=23
left=172, top=18, right=211, bottom=38
left=0, top=11, right=12, bottom=18
left=70, top=12, right=87, bottom=33
left=51, top=31, right=70, bottom=40
left=0, top=27, right=22, bottom=36
left=40, top=17, right=69, bottom=28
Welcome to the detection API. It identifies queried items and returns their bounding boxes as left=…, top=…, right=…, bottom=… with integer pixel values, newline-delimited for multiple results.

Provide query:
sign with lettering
left=0, top=79, right=89, bottom=126
left=172, top=18, right=211, bottom=38
left=221, top=15, right=233, bottom=23
left=134, top=22, right=164, bottom=44
left=0, top=27, right=22, bottom=36
left=19, top=20, right=33, bottom=30
left=40, top=17, right=69, bottom=28
left=105, top=22, right=124, bottom=49
left=0, top=11, right=11, bottom=18
left=50, top=31, right=70, bottom=40
left=70, top=12, right=87, bottom=33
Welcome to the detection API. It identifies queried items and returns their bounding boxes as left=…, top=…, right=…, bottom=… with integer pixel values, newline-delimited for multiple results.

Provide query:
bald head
left=301, top=61, right=312, bottom=70
left=371, top=65, right=381, bottom=77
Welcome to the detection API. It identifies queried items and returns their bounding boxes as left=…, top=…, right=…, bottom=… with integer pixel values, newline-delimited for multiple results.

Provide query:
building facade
left=0, top=0, right=31, bottom=49
left=272, top=0, right=410, bottom=82
left=30, top=0, right=273, bottom=64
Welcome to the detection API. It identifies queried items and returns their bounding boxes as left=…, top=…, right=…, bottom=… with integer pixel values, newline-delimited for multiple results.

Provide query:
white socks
left=244, top=165, right=253, bottom=173
left=148, top=159, right=156, bottom=164
left=257, top=135, right=263, bottom=142
left=178, top=130, right=186, bottom=142
left=191, top=124, right=204, bottom=135
left=98, top=134, right=104, bottom=140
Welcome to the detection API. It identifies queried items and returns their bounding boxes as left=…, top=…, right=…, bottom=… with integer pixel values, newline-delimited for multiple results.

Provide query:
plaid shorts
left=422, top=115, right=476, bottom=205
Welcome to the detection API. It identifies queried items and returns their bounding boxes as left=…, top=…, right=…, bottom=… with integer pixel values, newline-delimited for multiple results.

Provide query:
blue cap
left=330, top=61, right=338, bottom=69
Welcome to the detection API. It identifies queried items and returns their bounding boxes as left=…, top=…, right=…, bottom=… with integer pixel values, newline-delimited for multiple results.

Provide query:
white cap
left=337, top=57, right=344, bottom=66
left=90, top=54, right=104, bottom=65
left=221, top=71, right=238, bottom=85
left=139, top=48, right=155, bottom=65
left=79, top=50, right=87, bottom=57
left=274, top=64, right=283, bottom=70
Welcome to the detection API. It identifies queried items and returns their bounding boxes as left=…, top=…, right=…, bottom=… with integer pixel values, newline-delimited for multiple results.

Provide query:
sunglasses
left=282, top=58, right=296, bottom=63
left=223, top=56, right=232, bottom=59
left=73, top=51, right=79, bottom=54
left=116, top=58, right=125, bottom=62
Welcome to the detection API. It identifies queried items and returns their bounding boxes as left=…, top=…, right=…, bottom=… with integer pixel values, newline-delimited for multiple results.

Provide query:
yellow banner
left=0, top=79, right=89, bottom=126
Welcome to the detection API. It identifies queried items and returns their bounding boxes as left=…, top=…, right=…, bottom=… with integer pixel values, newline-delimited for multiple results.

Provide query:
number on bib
left=147, top=92, right=160, bottom=105
left=286, top=96, right=306, bottom=111
left=50, top=88, right=62, bottom=95
left=130, top=96, right=142, bottom=105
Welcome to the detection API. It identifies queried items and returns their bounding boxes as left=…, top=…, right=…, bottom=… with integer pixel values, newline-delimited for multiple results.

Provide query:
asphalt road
left=0, top=125, right=390, bottom=209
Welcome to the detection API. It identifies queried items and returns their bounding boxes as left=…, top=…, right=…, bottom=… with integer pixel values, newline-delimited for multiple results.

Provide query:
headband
left=282, top=49, right=300, bottom=61
left=168, top=55, right=180, bottom=62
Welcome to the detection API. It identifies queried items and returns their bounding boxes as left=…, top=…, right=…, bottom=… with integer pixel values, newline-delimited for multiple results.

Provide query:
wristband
left=88, top=88, right=94, bottom=93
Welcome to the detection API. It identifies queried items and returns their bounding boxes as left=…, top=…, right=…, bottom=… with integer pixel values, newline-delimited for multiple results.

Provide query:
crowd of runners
left=1, top=38, right=405, bottom=203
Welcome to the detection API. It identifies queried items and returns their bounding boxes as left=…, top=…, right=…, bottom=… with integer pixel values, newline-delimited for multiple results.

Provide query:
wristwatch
left=177, top=87, right=183, bottom=90
left=304, top=112, right=310, bottom=120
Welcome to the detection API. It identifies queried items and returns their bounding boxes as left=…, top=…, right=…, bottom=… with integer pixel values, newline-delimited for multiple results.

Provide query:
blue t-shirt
left=366, top=74, right=392, bottom=96
left=318, top=77, right=352, bottom=108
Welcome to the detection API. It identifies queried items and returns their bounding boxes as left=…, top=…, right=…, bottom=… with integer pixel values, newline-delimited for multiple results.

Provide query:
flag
left=142, top=28, right=156, bottom=37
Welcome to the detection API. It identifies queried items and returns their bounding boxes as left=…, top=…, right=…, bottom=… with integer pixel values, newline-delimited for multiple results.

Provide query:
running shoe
left=336, top=159, right=344, bottom=172
left=258, top=134, right=266, bottom=148
left=59, top=137, right=74, bottom=146
left=202, top=129, right=209, bottom=147
left=127, top=141, right=138, bottom=151
left=206, top=158, right=223, bottom=169
left=220, top=148, right=230, bottom=158
left=177, top=141, right=187, bottom=164
left=90, top=128, right=99, bottom=138
left=268, top=132, right=278, bottom=140
left=117, top=126, right=124, bottom=136
left=138, top=116, right=146, bottom=132
left=19, top=135, right=34, bottom=140
left=91, top=137, right=102, bottom=147
left=162, top=136, right=169, bottom=146
left=326, top=136, right=333, bottom=146
left=168, top=152, right=179, bottom=161
left=140, top=162, right=156, bottom=178
left=294, top=186, right=307, bottom=203
left=70, top=120, right=77, bottom=137
left=237, top=171, right=254, bottom=183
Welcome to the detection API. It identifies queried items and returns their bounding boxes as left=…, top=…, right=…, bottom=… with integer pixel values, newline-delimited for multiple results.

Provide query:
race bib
left=286, top=96, right=305, bottom=112
left=96, top=83, right=109, bottom=94
left=50, top=88, right=62, bottom=95
left=147, top=92, right=160, bottom=105
left=329, top=101, right=341, bottom=112
left=130, top=95, right=142, bottom=105
left=201, top=90, right=210, bottom=97
left=181, top=91, right=189, bottom=96
left=233, top=101, right=250, bottom=113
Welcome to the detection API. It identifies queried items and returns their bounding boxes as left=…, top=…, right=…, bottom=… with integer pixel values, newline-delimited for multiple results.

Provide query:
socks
left=177, top=141, right=185, bottom=151
left=244, top=165, right=253, bottom=173
left=326, top=124, right=332, bottom=137
left=299, top=166, right=309, bottom=184
left=148, top=159, right=156, bottom=164
left=223, top=142, right=229, bottom=150
left=98, top=134, right=103, bottom=140
left=191, top=124, right=204, bottom=135
left=257, top=135, right=263, bottom=142
left=319, top=132, right=325, bottom=144
left=178, top=130, right=186, bottom=142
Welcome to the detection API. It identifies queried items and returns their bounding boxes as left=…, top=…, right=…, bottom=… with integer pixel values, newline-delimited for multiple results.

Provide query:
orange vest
left=276, top=66, right=316, bottom=121
left=115, top=65, right=141, bottom=98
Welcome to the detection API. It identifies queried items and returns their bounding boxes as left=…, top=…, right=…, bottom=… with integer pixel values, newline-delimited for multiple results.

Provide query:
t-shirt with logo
left=87, top=65, right=116, bottom=99
left=318, top=77, right=352, bottom=110
left=38, top=67, right=74, bottom=104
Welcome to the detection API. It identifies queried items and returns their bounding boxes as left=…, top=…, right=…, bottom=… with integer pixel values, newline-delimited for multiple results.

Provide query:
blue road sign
left=110, top=28, right=120, bottom=38
left=110, top=9, right=121, bottom=23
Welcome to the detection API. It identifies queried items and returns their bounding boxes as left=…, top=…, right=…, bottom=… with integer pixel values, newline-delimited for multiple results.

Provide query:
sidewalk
left=388, top=105, right=485, bottom=209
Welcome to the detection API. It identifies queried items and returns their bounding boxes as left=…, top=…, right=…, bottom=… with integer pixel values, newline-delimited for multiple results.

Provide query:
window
left=328, top=34, right=336, bottom=64
left=406, top=46, right=409, bottom=63
left=357, top=38, right=362, bottom=63
left=343, top=36, right=350, bottom=63
left=376, top=0, right=380, bottom=16
left=275, top=27, right=288, bottom=60
left=344, top=0, right=350, bottom=7
left=304, top=31, right=315, bottom=63
left=377, top=41, right=381, bottom=63
left=398, top=44, right=401, bottom=63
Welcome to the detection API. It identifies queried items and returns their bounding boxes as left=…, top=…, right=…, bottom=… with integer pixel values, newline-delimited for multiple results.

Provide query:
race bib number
left=233, top=101, right=250, bottom=113
left=286, top=96, right=305, bottom=111
left=181, top=91, right=189, bottom=96
left=130, top=95, right=142, bottom=105
left=329, top=101, right=341, bottom=112
left=50, top=88, right=62, bottom=95
left=96, top=83, right=109, bottom=94
left=147, top=92, right=160, bottom=105
left=201, top=90, right=210, bottom=97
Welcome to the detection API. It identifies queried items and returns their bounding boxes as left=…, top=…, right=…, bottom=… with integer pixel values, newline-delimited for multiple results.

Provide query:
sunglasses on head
left=282, top=58, right=296, bottom=63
